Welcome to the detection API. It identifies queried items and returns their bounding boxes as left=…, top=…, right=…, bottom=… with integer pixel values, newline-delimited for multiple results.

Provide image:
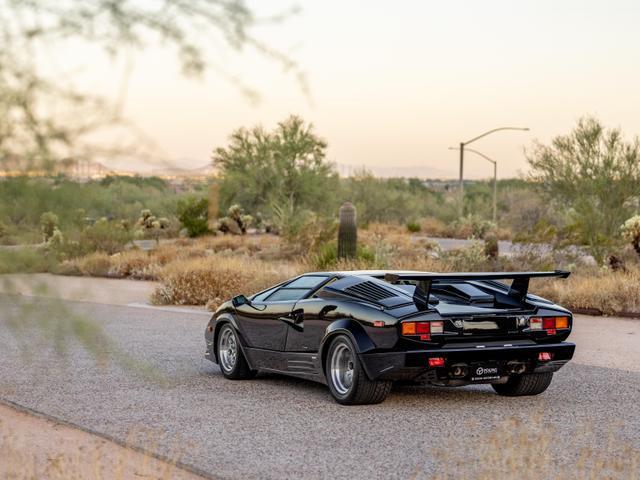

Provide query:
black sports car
left=204, top=270, right=575, bottom=404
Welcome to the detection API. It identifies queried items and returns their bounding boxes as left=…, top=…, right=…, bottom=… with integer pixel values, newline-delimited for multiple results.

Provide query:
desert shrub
left=441, top=242, right=489, bottom=271
left=77, top=252, right=112, bottom=277
left=311, top=242, right=376, bottom=270
left=0, top=248, right=51, bottom=274
left=40, top=212, right=59, bottom=242
left=528, top=117, right=640, bottom=259
left=419, top=217, right=455, bottom=237
left=453, top=215, right=495, bottom=239
left=152, top=255, right=300, bottom=305
left=177, top=196, right=209, bottom=237
left=531, top=267, right=640, bottom=315
left=406, top=220, right=421, bottom=233
left=54, top=259, right=82, bottom=276
left=217, top=204, right=253, bottom=235
left=108, top=249, right=159, bottom=280
left=484, top=232, right=499, bottom=259
left=78, top=219, right=133, bottom=255
left=621, top=215, right=640, bottom=257
left=135, top=209, right=171, bottom=242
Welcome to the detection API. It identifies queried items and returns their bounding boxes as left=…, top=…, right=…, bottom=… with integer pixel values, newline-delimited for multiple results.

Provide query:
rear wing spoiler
left=376, top=270, right=570, bottom=304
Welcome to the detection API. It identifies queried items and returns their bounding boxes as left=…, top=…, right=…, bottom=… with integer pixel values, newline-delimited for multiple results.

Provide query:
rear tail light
left=401, top=321, right=444, bottom=340
left=530, top=317, right=543, bottom=330
left=430, top=321, right=444, bottom=334
left=529, top=316, right=570, bottom=334
left=428, top=357, right=445, bottom=367
left=416, top=322, right=430, bottom=334
left=538, top=352, right=553, bottom=361
left=401, top=322, right=416, bottom=335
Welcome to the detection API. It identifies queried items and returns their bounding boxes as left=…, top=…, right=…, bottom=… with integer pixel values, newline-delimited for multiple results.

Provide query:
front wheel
left=217, top=324, right=256, bottom=380
left=325, top=335, right=391, bottom=405
left=492, top=372, right=553, bottom=396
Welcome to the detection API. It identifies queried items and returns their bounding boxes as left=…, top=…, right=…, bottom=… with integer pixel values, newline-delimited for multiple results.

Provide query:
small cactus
left=337, top=202, right=357, bottom=259
left=621, top=215, right=640, bottom=257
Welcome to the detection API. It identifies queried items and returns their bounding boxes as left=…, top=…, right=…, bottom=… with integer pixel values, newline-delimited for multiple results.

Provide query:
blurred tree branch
left=0, top=0, right=305, bottom=171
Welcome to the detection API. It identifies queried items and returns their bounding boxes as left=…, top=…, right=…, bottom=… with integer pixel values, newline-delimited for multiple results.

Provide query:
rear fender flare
left=320, top=318, right=377, bottom=379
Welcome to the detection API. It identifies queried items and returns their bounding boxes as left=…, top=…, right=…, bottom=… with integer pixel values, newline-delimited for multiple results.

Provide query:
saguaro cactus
left=338, top=202, right=357, bottom=259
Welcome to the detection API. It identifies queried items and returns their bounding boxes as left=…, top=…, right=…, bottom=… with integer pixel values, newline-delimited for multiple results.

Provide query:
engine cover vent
left=344, top=281, right=396, bottom=301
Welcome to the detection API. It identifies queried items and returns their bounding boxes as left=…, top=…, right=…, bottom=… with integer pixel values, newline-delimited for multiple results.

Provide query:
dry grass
left=532, top=267, right=640, bottom=315
left=77, top=252, right=112, bottom=277
left=151, top=255, right=303, bottom=307
left=51, top=230, right=640, bottom=315
left=426, top=415, right=639, bottom=480
left=0, top=415, right=199, bottom=480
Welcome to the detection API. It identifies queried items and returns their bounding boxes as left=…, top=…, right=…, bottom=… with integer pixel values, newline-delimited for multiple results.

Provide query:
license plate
left=470, top=363, right=501, bottom=382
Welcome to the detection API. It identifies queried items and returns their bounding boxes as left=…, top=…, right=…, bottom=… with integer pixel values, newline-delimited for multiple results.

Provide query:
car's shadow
left=248, top=371, right=497, bottom=403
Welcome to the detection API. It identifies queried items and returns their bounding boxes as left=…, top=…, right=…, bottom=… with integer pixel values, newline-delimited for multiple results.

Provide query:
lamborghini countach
left=204, top=270, right=575, bottom=404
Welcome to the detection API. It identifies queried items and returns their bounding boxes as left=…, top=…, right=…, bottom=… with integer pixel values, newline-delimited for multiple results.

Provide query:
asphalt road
left=1, top=295, right=639, bottom=479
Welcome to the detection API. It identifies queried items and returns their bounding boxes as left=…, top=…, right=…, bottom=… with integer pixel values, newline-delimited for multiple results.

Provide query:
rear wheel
left=492, top=372, right=553, bottom=396
left=217, top=324, right=256, bottom=380
left=325, top=335, right=391, bottom=405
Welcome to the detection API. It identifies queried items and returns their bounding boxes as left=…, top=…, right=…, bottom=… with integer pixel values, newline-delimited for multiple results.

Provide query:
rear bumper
left=359, top=342, right=576, bottom=382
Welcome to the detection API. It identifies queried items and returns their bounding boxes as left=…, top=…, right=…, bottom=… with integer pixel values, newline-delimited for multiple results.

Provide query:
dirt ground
left=0, top=401, right=206, bottom=480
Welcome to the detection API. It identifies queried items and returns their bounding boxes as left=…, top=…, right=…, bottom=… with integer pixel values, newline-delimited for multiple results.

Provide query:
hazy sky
left=63, top=0, right=640, bottom=179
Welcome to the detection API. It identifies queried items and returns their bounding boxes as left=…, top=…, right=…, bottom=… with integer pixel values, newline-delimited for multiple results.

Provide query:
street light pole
left=458, top=142, right=464, bottom=213
left=449, top=147, right=499, bottom=224
left=456, top=126, right=529, bottom=217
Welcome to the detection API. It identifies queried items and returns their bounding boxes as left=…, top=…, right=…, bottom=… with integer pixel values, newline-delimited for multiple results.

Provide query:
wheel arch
left=212, top=314, right=250, bottom=366
left=319, top=318, right=377, bottom=378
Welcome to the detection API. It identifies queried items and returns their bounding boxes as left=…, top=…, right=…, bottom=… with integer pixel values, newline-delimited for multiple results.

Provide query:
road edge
left=0, top=397, right=221, bottom=480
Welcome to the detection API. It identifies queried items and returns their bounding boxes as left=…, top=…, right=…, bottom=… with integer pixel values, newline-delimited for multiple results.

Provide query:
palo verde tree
left=527, top=117, right=640, bottom=260
left=213, top=116, right=339, bottom=218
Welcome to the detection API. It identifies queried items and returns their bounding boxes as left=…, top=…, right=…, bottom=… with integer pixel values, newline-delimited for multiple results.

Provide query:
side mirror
left=232, top=294, right=251, bottom=308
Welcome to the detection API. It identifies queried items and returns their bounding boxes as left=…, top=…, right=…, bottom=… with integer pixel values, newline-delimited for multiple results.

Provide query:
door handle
left=291, top=308, right=304, bottom=324
left=279, top=309, right=304, bottom=331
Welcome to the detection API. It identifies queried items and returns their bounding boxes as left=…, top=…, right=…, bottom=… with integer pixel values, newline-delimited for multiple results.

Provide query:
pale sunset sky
left=60, top=0, right=640, bottom=179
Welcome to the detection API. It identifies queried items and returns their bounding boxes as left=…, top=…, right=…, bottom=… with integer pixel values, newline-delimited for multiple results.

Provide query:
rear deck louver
left=344, top=281, right=396, bottom=302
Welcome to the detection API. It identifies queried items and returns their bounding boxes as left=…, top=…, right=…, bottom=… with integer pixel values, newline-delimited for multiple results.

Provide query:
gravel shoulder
left=0, top=400, right=205, bottom=480
left=1, top=296, right=638, bottom=479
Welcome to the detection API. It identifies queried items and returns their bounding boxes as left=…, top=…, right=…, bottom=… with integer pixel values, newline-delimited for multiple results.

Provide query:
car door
left=234, top=277, right=327, bottom=351
left=234, top=298, right=294, bottom=351
left=282, top=276, right=335, bottom=352
left=285, top=297, right=340, bottom=352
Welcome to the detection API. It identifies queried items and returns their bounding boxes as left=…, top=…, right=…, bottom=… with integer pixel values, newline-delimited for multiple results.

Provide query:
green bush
left=177, top=196, right=209, bottom=237
left=40, top=211, right=59, bottom=242
left=0, top=248, right=52, bottom=274
left=406, top=221, right=421, bottom=233
left=312, top=242, right=375, bottom=270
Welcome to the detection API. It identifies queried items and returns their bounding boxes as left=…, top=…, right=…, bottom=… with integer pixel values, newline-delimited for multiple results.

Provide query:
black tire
left=217, top=324, right=256, bottom=380
left=325, top=335, right=392, bottom=405
left=492, top=372, right=553, bottom=396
